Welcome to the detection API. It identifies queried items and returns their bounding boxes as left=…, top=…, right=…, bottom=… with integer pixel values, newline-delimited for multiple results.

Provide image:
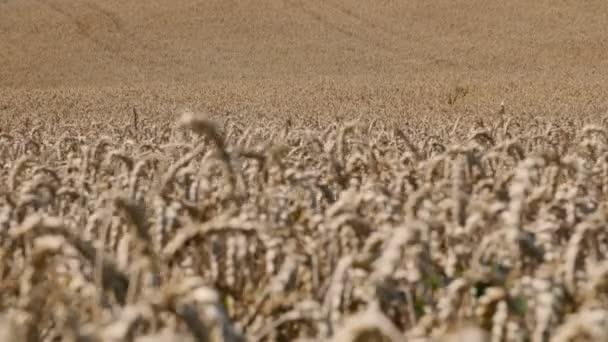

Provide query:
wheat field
left=1, top=0, right=608, bottom=341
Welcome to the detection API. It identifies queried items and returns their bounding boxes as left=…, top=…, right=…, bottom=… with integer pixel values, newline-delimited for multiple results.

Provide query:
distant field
left=1, top=0, right=607, bottom=125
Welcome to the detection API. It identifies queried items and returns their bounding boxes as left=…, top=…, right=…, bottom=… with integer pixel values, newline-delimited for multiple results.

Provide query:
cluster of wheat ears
left=1, top=109, right=608, bottom=342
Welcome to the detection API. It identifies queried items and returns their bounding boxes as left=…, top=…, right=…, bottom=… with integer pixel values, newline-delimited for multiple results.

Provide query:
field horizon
left=2, top=0, right=607, bottom=127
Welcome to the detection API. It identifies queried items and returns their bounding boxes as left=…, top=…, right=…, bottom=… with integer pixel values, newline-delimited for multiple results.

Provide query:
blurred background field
left=1, top=0, right=606, bottom=127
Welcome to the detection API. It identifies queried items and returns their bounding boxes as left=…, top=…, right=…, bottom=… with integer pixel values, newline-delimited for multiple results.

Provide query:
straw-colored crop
left=1, top=109, right=608, bottom=342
